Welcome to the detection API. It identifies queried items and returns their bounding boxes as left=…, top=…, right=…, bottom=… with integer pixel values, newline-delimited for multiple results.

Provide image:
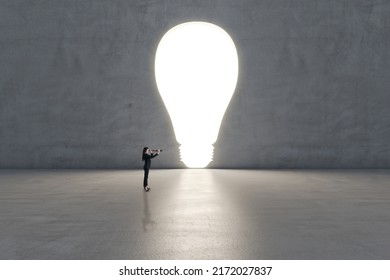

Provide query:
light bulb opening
left=155, top=21, right=238, bottom=169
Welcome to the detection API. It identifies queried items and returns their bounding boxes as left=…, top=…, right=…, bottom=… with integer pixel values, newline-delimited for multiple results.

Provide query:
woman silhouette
left=142, top=147, right=161, bottom=191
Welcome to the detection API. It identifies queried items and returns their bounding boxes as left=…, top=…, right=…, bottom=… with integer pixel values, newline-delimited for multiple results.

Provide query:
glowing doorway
left=155, top=22, right=239, bottom=168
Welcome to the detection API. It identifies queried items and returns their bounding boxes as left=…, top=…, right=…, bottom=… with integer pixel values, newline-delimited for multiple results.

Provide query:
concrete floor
left=0, top=169, right=389, bottom=260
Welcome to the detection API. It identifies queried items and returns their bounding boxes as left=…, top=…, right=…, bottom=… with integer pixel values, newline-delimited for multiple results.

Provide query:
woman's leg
left=143, top=168, right=149, bottom=187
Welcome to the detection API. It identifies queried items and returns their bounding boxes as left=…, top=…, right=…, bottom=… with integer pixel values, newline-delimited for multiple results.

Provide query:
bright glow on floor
left=155, top=22, right=239, bottom=168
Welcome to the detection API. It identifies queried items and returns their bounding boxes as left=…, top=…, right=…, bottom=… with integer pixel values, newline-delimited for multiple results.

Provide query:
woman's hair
left=142, top=147, right=149, bottom=161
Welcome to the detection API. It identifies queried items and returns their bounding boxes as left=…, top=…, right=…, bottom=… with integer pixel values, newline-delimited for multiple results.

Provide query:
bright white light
left=155, top=22, right=239, bottom=168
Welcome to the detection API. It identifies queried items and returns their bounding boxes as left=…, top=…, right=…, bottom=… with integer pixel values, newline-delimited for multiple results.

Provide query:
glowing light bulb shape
left=155, top=22, right=239, bottom=168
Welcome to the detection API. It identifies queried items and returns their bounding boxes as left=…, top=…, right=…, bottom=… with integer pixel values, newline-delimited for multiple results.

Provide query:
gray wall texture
left=1, top=0, right=389, bottom=169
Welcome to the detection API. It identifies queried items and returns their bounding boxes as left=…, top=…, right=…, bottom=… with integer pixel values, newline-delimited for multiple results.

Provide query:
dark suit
left=143, top=153, right=158, bottom=187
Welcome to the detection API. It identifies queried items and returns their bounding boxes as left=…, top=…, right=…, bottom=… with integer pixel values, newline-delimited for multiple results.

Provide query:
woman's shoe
left=144, top=186, right=150, bottom=192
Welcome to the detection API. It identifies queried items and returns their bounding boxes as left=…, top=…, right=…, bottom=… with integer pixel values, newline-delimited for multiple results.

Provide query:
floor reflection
left=153, top=169, right=247, bottom=258
left=142, top=191, right=156, bottom=232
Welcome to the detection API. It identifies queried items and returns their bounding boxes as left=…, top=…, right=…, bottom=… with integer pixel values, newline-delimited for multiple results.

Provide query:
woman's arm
left=150, top=152, right=159, bottom=158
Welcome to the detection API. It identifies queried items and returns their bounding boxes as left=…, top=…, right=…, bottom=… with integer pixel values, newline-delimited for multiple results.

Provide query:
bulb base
left=179, top=144, right=214, bottom=168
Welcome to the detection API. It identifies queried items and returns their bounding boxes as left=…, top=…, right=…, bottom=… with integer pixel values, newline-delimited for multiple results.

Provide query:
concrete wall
left=1, top=0, right=389, bottom=169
